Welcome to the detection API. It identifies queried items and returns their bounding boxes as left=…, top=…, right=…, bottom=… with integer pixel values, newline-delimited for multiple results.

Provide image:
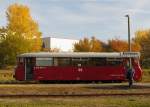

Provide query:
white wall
left=42, top=37, right=50, bottom=49
left=42, top=37, right=79, bottom=52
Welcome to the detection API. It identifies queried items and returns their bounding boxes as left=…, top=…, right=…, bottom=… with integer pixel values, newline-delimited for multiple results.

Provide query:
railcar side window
left=89, top=58, right=106, bottom=66
left=56, top=58, right=71, bottom=66
left=106, top=58, right=123, bottom=66
left=36, top=58, right=53, bottom=66
left=72, top=58, right=89, bottom=66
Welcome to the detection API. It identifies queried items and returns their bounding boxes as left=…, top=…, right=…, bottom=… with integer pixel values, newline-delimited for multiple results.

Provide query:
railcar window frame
left=54, top=57, right=71, bottom=67
left=36, top=57, right=53, bottom=67
left=106, top=58, right=123, bottom=66
left=88, top=58, right=107, bottom=66
left=71, top=57, right=89, bottom=67
left=17, top=57, right=24, bottom=63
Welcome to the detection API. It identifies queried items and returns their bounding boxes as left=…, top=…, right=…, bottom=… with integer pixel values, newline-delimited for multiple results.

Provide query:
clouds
left=124, top=0, right=150, bottom=16
left=0, top=0, right=150, bottom=41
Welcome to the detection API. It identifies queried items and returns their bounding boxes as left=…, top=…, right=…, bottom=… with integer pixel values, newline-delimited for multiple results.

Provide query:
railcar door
left=25, top=57, right=35, bottom=80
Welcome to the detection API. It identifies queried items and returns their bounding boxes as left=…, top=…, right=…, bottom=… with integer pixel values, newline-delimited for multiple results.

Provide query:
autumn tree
left=0, top=4, right=42, bottom=67
left=0, top=27, right=7, bottom=67
left=0, top=27, right=32, bottom=67
left=6, top=3, right=42, bottom=52
left=42, top=47, right=60, bottom=52
left=134, top=29, right=150, bottom=58
left=134, top=30, right=149, bottom=46
left=108, top=39, right=140, bottom=52
left=74, top=37, right=103, bottom=52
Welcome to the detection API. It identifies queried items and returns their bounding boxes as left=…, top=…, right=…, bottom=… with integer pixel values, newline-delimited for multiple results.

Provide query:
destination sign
left=120, top=52, right=140, bottom=57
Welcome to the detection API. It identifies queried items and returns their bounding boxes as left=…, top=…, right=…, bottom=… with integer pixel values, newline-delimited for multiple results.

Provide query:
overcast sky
left=0, top=0, right=150, bottom=41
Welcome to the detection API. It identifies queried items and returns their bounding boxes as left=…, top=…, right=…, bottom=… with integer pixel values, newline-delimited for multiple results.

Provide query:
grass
left=0, top=83, right=149, bottom=95
left=0, top=68, right=14, bottom=81
left=0, top=96, right=150, bottom=107
left=142, top=69, right=150, bottom=82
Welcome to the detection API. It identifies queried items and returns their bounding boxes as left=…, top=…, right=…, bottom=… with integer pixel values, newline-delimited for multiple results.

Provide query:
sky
left=0, top=0, right=150, bottom=41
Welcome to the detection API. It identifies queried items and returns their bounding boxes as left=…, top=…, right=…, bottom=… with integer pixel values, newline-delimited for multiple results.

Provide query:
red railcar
left=14, top=52, right=142, bottom=82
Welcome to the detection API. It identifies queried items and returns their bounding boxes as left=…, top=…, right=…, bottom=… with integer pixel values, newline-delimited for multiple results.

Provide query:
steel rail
left=0, top=93, right=150, bottom=98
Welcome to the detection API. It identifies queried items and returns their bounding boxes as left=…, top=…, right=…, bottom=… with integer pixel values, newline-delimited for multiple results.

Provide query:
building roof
left=18, top=52, right=140, bottom=58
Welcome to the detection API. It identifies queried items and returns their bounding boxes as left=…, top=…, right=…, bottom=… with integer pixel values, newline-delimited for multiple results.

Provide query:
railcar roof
left=18, top=52, right=140, bottom=58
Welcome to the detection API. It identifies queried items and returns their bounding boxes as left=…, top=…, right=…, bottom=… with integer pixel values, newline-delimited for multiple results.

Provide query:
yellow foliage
left=42, top=48, right=60, bottom=52
left=109, top=39, right=141, bottom=52
left=135, top=30, right=150, bottom=45
left=74, top=37, right=103, bottom=52
left=6, top=3, right=42, bottom=52
left=134, top=29, right=150, bottom=58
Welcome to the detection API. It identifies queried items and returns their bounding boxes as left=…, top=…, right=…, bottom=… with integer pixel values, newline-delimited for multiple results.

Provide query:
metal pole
left=125, top=14, right=133, bottom=87
left=127, top=15, right=131, bottom=52
left=125, top=15, right=131, bottom=68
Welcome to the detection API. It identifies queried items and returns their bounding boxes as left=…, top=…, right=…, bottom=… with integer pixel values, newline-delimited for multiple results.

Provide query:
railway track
left=0, top=93, right=150, bottom=98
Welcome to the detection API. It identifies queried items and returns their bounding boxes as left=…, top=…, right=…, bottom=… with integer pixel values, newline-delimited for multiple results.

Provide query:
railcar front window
left=19, top=58, right=23, bottom=63
left=36, top=58, right=53, bottom=66
left=17, top=57, right=23, bottom=65
left=133, top=58, right=139, bottom=65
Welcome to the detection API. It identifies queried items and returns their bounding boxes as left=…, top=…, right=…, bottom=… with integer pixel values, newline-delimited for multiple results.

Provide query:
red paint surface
left=33, top=66, right=126, bottom=81
left=15, top=64, right=25, bottom=80
left=15, top=63, right=142, bottom=81
left=133, top=63, right=143, bottom=81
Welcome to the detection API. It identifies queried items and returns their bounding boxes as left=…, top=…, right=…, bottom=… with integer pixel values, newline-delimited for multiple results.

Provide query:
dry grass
left=0, top=96, right=150, bottom=107
left=0, top=83, right=149, bottom=95
left=0, top=69, right=14, bottom=81
left=142, top=69, right=150, bottom=82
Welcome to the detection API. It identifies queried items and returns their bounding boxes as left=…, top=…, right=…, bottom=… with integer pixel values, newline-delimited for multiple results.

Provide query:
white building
left=42, top=37, right=79, bottom=52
